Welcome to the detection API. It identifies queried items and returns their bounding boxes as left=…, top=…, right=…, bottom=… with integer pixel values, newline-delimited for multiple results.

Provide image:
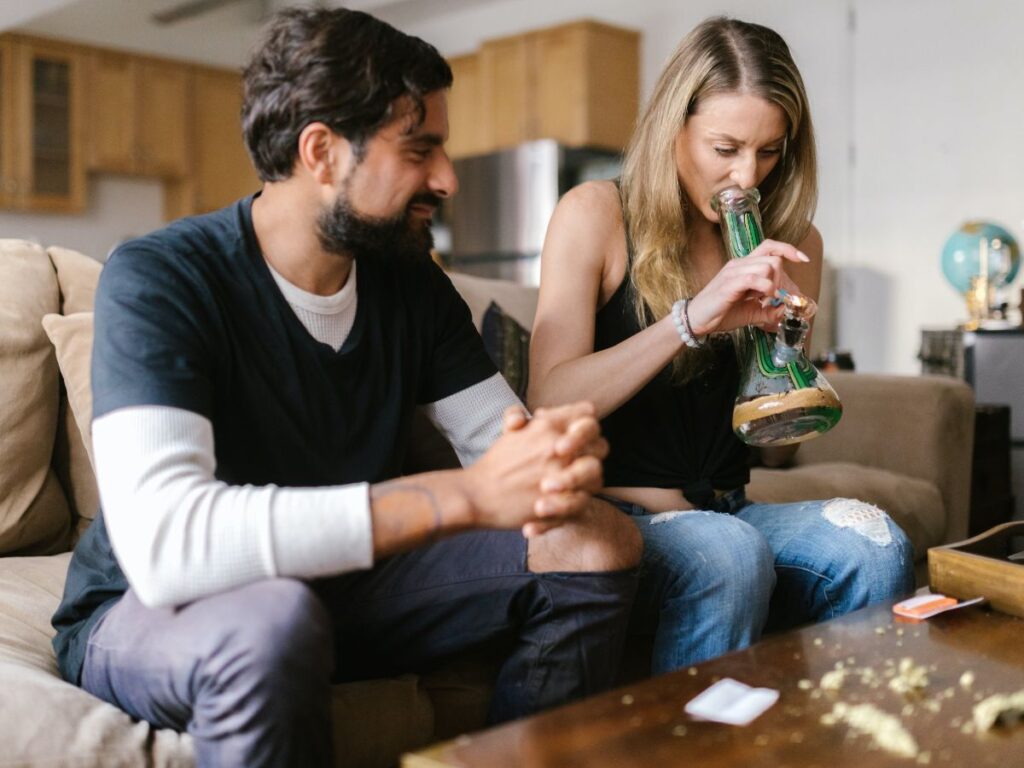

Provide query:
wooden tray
left=928, top=521, right=1024, bottom=618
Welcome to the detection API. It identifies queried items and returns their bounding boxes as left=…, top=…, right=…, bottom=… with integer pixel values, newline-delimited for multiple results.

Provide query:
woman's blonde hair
left=620, top=17, right=817, bottom=349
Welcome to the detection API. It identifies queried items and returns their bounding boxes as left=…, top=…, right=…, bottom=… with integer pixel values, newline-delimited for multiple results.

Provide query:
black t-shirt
left=594, top=269, right=751, bottom=508
left=52, top=195, right=497, bottom=684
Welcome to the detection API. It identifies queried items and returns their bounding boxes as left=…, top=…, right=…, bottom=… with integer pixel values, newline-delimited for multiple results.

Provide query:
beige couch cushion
left=49, top=246, right=102, bottom=315
left=43, top=314, right=95, bottom=471
left=0, top=240, right=71, bottom=555
left=47, top=248, right=102, bottom=533
left=0, top=554, right=194, bottom=766
left=448, top=271, right=538, bottom=332
left=748, top=462, right=945, bottom=561
left=43, top=313, right=100, bottom=541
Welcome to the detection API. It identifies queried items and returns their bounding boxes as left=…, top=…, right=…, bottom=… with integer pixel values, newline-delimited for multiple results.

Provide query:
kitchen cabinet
left=0, top=41, right=15, bottom=208
left=446, top=53, right=487, bottom=160
left=479, top=33, right=533, bottom=152
left=533, top=21, right=639, bottom=151
left=189, top=67, right=260, bottom=214
left=87, top=51, right=191, bottom=178
left=0, top=35, right=85, bottom=212
left=448, top=20, right=639, bottom=157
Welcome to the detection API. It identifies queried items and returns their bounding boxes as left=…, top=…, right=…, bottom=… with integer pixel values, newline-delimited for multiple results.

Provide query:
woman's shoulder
left=544, top=179, right=628, bottom=299
left=798, top=222, right=823, bottom=259
left=561, top=177, right=621, bottom=209
left=548, top=180, right=625, bottom=257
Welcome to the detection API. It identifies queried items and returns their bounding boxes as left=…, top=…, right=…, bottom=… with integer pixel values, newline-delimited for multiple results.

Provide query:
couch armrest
left=794, top=372, right=975, bottom=545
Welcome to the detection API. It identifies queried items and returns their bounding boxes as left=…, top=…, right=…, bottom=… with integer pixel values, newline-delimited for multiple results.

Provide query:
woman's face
left=675, top=92, right=788, bottom=223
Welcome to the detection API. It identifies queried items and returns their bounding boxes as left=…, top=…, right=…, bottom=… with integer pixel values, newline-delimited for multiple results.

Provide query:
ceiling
left=11, top=0, right=497, bottom=68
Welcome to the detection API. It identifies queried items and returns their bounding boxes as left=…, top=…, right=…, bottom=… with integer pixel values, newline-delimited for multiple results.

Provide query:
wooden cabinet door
left=533, top=24, right=588, bottom=147
left=16, top=38, right=85, bottom=212
left=534, top=21, right=639, bottom=151
left=136, top=60, right=190, bottom=178
left=192, top=68, right=259, bottom=213
left=446, top=53, right=487, bottom=159
left=480, top=34, right=533, bottom=151
left=86, top=50, right=136, bottom=173
left=0, top=41, right=17, bottom=207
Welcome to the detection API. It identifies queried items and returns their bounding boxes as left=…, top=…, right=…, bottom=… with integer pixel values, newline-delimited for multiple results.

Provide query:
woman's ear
left=296, top=122, right=352, bottom=186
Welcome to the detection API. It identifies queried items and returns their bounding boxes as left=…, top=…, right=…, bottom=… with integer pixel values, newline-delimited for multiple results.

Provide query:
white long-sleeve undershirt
left=95, top=263, right=520, bottom=608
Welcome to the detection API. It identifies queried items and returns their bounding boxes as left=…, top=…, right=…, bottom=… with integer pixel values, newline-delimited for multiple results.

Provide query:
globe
left=941, top=220, right=1020, bottom=294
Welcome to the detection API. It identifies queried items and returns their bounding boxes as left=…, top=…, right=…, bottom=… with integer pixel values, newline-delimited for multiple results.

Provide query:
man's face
left=317, top=90, right=457, bottom=260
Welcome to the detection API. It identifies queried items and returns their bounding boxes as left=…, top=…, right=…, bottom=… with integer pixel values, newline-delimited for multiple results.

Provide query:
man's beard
left=316, top=188, right=439, bottom=263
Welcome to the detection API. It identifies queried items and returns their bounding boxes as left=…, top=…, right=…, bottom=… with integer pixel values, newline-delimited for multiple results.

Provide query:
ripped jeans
left=606, top=493, right=915, bottom=674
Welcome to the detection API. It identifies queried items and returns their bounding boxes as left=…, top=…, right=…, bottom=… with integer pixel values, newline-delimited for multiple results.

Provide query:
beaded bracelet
left=671, top=298, right=706, bottom=349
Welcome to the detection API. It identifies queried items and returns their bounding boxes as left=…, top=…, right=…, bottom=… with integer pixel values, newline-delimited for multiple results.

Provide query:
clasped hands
left=464, top=401, right=608, bottom=538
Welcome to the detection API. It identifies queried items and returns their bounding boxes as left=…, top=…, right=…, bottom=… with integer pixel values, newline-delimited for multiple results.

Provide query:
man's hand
left=464, top=401, right=607, bottom=537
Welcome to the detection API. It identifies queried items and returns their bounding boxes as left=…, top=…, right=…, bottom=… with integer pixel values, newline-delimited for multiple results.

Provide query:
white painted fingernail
left=797, top=250, right=810, bottom=262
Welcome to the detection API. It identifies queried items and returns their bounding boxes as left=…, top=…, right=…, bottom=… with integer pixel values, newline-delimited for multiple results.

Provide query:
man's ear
left=296, top=122, right=352, bottom=185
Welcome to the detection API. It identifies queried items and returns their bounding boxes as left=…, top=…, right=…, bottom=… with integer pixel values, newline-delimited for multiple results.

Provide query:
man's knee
left=528, top=499, right=642, bottom=573
left=204, top=579, right=333, bottom=692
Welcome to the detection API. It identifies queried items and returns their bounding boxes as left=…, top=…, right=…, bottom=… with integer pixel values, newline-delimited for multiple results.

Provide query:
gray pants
left=81, top=529, right=637, bottom=767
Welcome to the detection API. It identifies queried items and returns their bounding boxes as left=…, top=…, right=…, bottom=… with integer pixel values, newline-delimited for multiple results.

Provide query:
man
left=51, top=6, right=641, bottom=767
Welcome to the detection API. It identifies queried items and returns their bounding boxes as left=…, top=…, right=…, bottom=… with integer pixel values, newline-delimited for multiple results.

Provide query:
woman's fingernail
left=797, top=250, right=810, bottom=262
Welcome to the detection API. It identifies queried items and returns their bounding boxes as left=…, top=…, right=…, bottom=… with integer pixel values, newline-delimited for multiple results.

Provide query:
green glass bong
left=710, top=186, right=842, bottom=446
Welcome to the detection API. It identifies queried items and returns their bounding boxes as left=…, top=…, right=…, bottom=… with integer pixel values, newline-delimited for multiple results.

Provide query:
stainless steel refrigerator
left=439, top=139, right=621, bottom=285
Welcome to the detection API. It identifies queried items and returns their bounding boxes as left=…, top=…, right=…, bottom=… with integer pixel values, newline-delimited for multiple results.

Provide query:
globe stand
left=964, top=274, right=991, bottom=331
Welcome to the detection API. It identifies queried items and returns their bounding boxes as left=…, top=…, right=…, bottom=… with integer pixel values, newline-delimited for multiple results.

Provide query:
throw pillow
left=48, top=246, right=101, bottom=314
left=481, top=301, right=531, bottom=401
left=41, top=313, right=95, bottom=471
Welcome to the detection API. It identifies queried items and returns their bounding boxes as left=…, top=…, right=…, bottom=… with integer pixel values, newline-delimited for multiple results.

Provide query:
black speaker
left=969, top=404, right=1014, bottom=536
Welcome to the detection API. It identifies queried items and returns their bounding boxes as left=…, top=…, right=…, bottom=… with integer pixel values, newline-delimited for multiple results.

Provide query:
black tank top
left=595, top=242, right=750, bottom=509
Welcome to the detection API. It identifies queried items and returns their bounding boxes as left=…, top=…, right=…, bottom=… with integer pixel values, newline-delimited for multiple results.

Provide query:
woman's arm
left=528, top=181, right=813, bottom=420
left=527, top=181, right=687, bottom=419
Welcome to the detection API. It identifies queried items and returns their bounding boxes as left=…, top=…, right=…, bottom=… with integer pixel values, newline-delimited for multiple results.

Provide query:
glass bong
left=710, top=186, right=842, bottom=446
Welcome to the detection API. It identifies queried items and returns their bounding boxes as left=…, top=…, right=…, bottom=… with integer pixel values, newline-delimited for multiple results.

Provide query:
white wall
left=0, top=176, right=165, bottom=263
left=849, top=0, right=1024, bottom=372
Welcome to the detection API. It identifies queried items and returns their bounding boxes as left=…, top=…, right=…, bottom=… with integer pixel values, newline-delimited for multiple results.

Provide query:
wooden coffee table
left=404, top=601, right=1024, bottom=767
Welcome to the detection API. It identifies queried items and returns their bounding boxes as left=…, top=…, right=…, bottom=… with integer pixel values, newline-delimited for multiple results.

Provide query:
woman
left=528, top=17, right=914, bottom=674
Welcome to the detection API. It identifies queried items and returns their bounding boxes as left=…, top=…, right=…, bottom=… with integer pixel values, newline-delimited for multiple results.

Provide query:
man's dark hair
left=242, top=6, right=453, bottom=181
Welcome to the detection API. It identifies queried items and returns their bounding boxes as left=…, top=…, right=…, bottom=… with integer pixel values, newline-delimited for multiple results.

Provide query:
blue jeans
left=607, top=492, right=915, bottom=674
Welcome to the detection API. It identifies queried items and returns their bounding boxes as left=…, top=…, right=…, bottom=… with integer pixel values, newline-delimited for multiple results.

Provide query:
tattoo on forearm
left=371, top=481, right=444, bottom=541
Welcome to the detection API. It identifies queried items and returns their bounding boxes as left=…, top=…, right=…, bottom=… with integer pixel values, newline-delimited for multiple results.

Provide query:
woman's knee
left=642, top=512, right=776, bottom=599
left=820, top=498, right=916, bottom=597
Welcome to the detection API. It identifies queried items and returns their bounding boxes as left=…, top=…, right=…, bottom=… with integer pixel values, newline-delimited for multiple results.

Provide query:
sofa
left=0, top=239, right=974, bottom=767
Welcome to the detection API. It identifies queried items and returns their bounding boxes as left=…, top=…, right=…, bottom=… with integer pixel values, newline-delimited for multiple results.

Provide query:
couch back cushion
left=49, top=246, right=102, bottom=315
left=448, top=272, right=538, bottom=331
left=0, top=240, right=71, bottom=555
left=42, top=313, right=98, bottom=538
left=45, top=247, right=101, bottom=534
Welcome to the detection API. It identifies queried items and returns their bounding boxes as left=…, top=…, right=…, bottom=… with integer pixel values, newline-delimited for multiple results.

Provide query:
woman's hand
left=686, top=239, right=810, bottom=336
